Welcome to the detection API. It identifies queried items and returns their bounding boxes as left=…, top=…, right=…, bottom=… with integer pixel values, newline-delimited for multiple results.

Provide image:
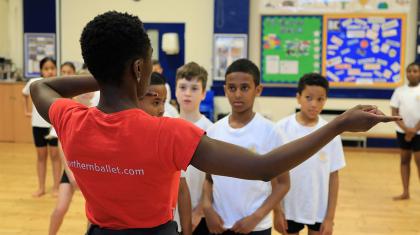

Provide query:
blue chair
left=200, top=90, right=215, bottom=121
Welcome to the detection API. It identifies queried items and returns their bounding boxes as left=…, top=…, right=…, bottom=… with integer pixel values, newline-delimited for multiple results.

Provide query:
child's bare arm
left=231, top=172, right=290, bottom=234
left=22, top=95, right=32, bottom=117
left=178, top=178, right=192, bottom=235
left=191, top=106, right=399, bottom=181
left=202, top=175, right=225, bottom=234
left=320, top=171, right=339, bottom=235
left=392, top=107, right=412, bottom=132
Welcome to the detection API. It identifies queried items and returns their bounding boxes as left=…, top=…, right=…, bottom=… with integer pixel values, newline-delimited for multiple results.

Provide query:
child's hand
left=337, top=105, right=401, bottom=132
left=405, top=128, right=417, bottom=142
left=203, top=206, right=225, bottom=234
left=273, top=210, right=288, bottom=234
left=404, top=133, right=415, bottom=142
left=231, top=214, right=262, bottom=234
left=320, top=219, right=334, bottom=235
left=191, top=207, right=202, bottom=231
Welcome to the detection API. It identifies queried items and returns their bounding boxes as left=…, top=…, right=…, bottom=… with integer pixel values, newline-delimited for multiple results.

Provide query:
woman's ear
left=132, top=59, right=143, bottom=82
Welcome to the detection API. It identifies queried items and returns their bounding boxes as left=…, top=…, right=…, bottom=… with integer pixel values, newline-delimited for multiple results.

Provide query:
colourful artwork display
left=323, top=14, right=406, bottom=87
left=261, top=15, right=323, bottom=84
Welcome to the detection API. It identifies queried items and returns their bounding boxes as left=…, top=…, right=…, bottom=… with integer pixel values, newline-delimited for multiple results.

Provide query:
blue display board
left=323, top=14, right=406, bottom=88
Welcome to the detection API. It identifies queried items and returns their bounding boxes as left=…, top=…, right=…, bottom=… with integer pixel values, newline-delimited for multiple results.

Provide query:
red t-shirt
left=49, top=98, right=204, bottom=229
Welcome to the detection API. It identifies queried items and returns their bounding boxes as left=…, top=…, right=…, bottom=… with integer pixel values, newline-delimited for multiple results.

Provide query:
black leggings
left=87, top=221, right=178, bottom=235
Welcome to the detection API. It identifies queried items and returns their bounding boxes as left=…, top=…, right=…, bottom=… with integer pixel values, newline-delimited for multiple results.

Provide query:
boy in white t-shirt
left=274, top=73, right=345, bottom=235
left=203, top=59, right=290, bottom=235
left=174, top=62, right=213, bottom=235
left=390, top=62, right=420, bottom=200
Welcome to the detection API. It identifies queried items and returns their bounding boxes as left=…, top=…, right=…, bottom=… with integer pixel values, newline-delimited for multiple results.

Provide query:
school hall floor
left=0, top=143, right=419, bottom=235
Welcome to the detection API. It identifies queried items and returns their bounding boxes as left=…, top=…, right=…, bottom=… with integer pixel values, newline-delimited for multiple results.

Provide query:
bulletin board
left=261, top=15, right=323, bottom=85
left=24, top=33, right=56, bottom=78
left=323, top=14, right=406, bottom=88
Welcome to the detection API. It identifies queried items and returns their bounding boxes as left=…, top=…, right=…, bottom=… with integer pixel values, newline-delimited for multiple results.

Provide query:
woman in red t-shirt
left=30, top=11, right=398, bottom=235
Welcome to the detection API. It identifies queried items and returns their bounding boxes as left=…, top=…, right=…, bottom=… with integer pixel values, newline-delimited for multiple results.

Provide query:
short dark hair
left=297, top=73, right=329, bottom=95
left=407, top=62, right=420, bottom=70
left=39, top=57, right=56, bottom=71
left=225, top=59, right=260, bottom=86
left=61, top=61, right=76, bottom=72
left=176, top=62, right=208, bottom=91
left=80, top=11, right=151, bottom=85
left=150, top=72, right=166, bottom=85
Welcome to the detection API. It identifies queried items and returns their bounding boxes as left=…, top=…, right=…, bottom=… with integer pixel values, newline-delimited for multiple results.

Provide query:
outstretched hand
left=337, top=105, right=401, bottom=133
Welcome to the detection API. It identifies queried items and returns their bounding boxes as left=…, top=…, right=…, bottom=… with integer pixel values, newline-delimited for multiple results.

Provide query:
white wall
left=6, top=0, right=416, bottom=136
left=0, top=0, right=9, bottom=58
left=60, top=0, right=214, bottom=74
left=215, top=0, right=418, bottom=135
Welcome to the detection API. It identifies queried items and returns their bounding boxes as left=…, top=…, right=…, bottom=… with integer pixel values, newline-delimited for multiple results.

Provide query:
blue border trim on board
left=211, top=81, right=394, bottom=99
left=367, top=138, right=397, bottom=148
left=214, top=0, right=250, bottom=34
left=23, top=0, right=56, bottom=33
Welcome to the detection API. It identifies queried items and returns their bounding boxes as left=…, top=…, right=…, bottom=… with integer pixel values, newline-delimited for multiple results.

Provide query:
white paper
left=382, top=29, right=397, bottom=38
left=377, top=59, right=388, bottom=66
left=389, top=49, right=397, bottom=58
left=391, top=62, right=400, bottom=72
left=363, top=63, right=381, bottom=70
left=383, top=69, right=392, bottom=79
left=381, top=20, right=399, bottom=31
left=327, top=56, right=343, bottom=67
left=385, top=39, right=401, bottom=48
left=344, top=57, right=356, bottom=64
left=331, top=36, right=344, bottom=46
left=381, top=44, right=390, bottom=53
left=366, top=30, right=378, bottom=40
left=372, top=45, right=380, bottom=53
left=348, top=69, right=361, bottom=75
left=327, top=71, right=340, bottom=82
left=265, top=55, right=280, bottom=74
left=279, top=60, right=299, bottom=75
left=340, top=48, right=351, bottom=55
left=327, top=45, right=339, bottom=50
left=347, top=30, right=365, bottom=38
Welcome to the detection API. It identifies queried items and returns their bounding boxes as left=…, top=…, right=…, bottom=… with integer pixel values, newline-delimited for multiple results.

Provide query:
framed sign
left=213, top=34, right=248, bottom=81
left=24, top=33, right=56, bottom=78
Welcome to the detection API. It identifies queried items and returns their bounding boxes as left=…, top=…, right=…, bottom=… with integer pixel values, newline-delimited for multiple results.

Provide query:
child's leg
left=48, top=141, right=61, bottom=196
left=393, top=149, right=412, bottom=200
left=307, top=223, right=322, bottom=235
left=307, top=230, right=320, bottom=235
left=48, top=182, right=75, bottom=235
left=414, top=151, right=420, bottom=180
left=33, top=146, right=48, bottom=197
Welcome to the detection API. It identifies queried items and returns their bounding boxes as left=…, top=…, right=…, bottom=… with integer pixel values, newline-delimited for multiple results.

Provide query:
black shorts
left=212, top=228, right=271, bottom=235
left=193, top=218, right=209, bottom=235
left=32, top=127, right=58, bottom=147
left=396, top=132, right=420, bottom=152
left=60, top=171, right=70, bottom=184
left=287, top=220, right=321, bottom=233
left=86, top=221, right=178, bottom=235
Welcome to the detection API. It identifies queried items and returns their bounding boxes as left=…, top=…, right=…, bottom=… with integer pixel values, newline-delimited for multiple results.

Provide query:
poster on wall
left=323, top=14, right=406, bottom=87
left=261, top=15, right=322, bottom=84
left=213, top=34, right=248, bottom=81
left=260, top=0, right=410, bottom=12
left=24, top=33, right=56, bottom=78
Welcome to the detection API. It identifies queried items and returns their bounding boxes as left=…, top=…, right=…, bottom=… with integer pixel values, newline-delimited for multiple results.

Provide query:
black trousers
left=87, top=221, right=178, bottom=235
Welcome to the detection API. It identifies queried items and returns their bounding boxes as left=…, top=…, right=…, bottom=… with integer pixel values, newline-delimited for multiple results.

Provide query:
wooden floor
left=0, top=143, right=419, bottom=235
